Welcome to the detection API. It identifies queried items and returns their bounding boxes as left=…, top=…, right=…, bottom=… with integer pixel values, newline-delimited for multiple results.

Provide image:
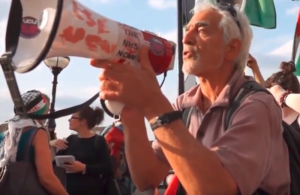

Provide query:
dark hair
left=265, top=61, right=300, bottom=93
left=78, top=106, right=104, bottom=129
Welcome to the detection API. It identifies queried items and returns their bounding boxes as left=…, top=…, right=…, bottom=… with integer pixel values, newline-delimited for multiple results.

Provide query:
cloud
left=268, top=40, right=293, bottom=58
left=286, top=7, right=299, bottom=16
left=161, top=29, right=177, bottom=43
left=148, top=0, right=176, bottom=10
left=0, top=1, right=9, bottom=20
left=251, top=53, right=288, bottom=73
left=0, top=19, right=7, bottom=53
left=0, top=97, right=14, bottom=123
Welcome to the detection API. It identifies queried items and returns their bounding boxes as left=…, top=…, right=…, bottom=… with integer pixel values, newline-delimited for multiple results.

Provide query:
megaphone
left=2, top=0, right=176, bottom=118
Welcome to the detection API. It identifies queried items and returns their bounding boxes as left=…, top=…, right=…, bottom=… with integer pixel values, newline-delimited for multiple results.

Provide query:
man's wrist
left=143, top=94, right=174, bottom=122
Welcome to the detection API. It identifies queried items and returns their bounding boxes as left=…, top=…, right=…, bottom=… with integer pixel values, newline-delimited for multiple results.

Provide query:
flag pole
left=177, top=0, right=185, bottom=95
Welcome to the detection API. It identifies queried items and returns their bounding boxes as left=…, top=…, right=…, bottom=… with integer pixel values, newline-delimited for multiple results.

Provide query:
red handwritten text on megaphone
left=4, top=0, right=177, bottom=117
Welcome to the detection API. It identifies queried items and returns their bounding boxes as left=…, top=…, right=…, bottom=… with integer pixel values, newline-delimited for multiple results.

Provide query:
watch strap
left=150, top=111, right=182, bottom=131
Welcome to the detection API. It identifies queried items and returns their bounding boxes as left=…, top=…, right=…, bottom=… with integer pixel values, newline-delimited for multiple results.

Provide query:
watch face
left=158, top=116, right=169, bottom=125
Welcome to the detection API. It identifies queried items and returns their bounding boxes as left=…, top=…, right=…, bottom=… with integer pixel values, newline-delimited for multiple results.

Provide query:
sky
left=0, top=0, right=299, bottom=140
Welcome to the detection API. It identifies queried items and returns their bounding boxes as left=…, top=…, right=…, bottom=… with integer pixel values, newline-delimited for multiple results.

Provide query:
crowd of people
left=1, top=1, right=300, bottom=195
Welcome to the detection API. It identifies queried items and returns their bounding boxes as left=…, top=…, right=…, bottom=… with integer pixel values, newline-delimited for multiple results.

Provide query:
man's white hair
left=193, top=1, right=253, bottom=71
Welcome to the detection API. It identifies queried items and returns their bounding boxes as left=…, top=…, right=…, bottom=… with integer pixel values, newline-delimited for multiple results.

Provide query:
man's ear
left=224, top=38, right=241, bottom=62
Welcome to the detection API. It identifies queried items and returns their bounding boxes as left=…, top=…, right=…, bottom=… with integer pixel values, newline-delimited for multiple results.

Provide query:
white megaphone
left=3, top=0, right=176, bottom=118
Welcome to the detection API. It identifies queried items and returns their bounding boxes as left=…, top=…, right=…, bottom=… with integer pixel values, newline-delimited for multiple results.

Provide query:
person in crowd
left=55, top=106, right=113, bottom=195
left=0, top=90, right=68, bottom=195
left=91, top=1, right=290, bottom=195
left=247, top=55, right=300, bottom=130
left=101, top=119, right=137, bottom=195
left=268, top=84, right=300, bottom=130
left=246, top=54, right=265, bottom=85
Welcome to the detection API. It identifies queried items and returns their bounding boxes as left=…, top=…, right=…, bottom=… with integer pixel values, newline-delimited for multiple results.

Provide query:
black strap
left=18, top=127, right=39, bottom=162
left=182, top=107, right=194, bottom=128
left=225, top=81, right=270, bottom=130
left=27, top=92, right=99, bottom=120
left=151, top=111, right=183, bottom=131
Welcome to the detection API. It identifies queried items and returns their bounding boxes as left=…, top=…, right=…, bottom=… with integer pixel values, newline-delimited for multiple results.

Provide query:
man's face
left=182, top=8, right=239, bottom=76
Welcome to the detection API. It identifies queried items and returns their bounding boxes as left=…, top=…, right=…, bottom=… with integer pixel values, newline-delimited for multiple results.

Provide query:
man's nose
left=182, top=30, right=195, bottom=45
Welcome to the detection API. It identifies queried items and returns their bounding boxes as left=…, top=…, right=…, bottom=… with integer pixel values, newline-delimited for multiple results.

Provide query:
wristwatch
left=150, top=111, right=182, bottom=131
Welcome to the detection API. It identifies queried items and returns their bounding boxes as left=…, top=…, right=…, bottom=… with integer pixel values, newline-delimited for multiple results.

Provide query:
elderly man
left=91, top=1, right=290, bottom=195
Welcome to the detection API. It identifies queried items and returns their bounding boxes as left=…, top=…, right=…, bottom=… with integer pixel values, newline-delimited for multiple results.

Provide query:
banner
left=244, top=0, right=276, bottom=29
left=292, top=6, right=300, bottom=76
left=182, top=0, right=276, bottom=29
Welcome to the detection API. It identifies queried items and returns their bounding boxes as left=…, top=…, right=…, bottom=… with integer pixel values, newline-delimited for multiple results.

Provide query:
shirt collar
left=180, top=71, right=253, bottom=109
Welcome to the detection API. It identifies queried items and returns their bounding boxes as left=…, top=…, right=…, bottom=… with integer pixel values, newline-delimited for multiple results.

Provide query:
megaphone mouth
left=100, top=99, right=119, bottom=119
left=38, top=9, right=49, bottom=31
left=2, top=0, right=176, bottom=120
left=5, top=0, right=64, bottom=73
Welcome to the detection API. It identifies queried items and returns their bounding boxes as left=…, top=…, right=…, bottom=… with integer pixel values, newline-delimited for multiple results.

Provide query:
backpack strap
left=224, top=82, right=271, bottom=195
left=17, top=127, right=39, bottom=162
left=225, top=81, right=270, bottom=130
left=182, top=107, right=194, bottom=128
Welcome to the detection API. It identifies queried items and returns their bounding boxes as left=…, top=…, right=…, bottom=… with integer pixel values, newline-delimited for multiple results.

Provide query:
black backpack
left=178, top=81, right=300, bottom=195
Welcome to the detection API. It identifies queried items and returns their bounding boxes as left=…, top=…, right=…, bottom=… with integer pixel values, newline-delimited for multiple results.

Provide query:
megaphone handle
left=100, top=100, right=124, bottom=118
left=107, top=100, right=124, bottom=115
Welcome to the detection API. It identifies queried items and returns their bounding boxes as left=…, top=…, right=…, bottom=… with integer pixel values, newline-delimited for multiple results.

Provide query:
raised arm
left=247, top=54, right=265, bottom=86
left=122, top=109, right=170, bottom=191
left=55, top=135, right=75, bottom=156
left=285, top=93, right=300, bottom=113
left=269, top=85, right=300, bottom=114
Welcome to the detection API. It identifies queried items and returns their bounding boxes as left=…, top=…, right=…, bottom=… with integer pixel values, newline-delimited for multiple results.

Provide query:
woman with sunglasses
left=54, top=106, right=113, bottom=195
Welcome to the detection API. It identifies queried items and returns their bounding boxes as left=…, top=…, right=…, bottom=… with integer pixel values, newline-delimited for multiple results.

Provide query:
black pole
left=177, top=0, right=185, bottom=95
left=48, top=67, right=62, bottom=140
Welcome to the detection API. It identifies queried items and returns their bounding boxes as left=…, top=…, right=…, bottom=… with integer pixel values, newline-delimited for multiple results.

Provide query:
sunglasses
left=217, top=2, right=241, bottom=32
left=70, top=116, right=81, bottom=120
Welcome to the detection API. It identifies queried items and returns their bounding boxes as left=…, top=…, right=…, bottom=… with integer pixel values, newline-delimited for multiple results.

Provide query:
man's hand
left=247, top=54, right=259, bottom=70
left=62, top=161, right=86, bottom=173
left=90, top=45, right=166, bottom=116
left=49, top=139, right=68, bottom=150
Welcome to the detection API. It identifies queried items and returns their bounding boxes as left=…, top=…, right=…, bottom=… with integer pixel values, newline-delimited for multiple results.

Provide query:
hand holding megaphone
left=2, top=0, right=176, bottom=118
left=92, top=45, right=163, bottom=117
